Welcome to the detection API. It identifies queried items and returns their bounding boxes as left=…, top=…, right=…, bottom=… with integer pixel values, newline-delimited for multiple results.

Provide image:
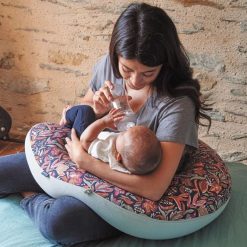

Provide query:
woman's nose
left=130, top=72, right=142, bottom=84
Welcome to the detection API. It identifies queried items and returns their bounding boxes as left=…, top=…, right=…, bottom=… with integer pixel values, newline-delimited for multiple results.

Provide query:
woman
left=0, top=3, right=210, bottom=246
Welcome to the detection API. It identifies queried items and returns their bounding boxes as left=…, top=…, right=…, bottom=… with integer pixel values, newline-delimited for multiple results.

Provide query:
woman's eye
left=122, top=67, right=131, bottom=73
left=143, top=73, right=154, bottom=77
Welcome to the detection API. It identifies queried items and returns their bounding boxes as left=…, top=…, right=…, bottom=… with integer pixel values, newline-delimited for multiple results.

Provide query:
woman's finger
left=71, top=128, right=79, bottom=142
left=99, top=89, right=111, bottom=105
left=102, top=80, right=114, bottom=101
left=65, top=136, right=71, bottom=143
left=93, top=91, right=105, bottom=105
left=104, top=80, right=114, bottom=90
left=65, top=143, right=71, bottom=154
left=94, top=90, right=110, bottom=106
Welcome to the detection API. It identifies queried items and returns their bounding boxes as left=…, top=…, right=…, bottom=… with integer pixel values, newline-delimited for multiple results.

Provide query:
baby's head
left=115, top=126, right=162, bottom=175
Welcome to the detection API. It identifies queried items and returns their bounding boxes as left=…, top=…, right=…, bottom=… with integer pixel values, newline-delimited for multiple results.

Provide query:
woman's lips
left=127, top=81, right=144, bottom=90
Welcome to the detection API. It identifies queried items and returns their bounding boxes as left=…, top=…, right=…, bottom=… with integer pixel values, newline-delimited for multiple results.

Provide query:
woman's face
left=118, top=56, right=162, bottom=90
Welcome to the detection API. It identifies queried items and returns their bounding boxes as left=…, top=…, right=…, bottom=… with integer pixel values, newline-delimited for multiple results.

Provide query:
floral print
left=29, top=123, right=231, bottom=221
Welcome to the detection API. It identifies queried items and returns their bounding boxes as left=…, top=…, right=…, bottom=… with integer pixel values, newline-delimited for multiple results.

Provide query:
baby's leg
left=66, top=105, right=95, bottom=137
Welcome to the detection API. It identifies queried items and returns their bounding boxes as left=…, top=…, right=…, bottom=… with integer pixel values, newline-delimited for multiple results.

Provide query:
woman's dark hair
left=109, top=3, right=211, bottom=128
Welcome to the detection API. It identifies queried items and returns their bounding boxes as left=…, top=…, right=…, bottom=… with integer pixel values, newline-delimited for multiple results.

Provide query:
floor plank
left=0, top=139, right=24, bottom=156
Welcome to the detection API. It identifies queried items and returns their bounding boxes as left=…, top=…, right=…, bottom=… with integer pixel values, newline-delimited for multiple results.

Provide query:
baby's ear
left=116, top=152, right=122, bottom=162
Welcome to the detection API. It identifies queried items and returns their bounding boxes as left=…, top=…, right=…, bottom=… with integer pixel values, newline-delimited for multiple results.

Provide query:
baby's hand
left=59, top=105, right=72, bottom=126
left=102, top=108, right=124, bottom=129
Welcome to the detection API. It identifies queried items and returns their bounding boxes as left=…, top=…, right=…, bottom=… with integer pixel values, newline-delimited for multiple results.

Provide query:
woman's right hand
left=93, top=80, right=114, bottom=117
left=65, top=128, right=91, bottom=168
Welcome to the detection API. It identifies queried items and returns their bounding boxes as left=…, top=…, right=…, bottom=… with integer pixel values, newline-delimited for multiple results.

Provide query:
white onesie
left=88, top=132, right=130, bottom=174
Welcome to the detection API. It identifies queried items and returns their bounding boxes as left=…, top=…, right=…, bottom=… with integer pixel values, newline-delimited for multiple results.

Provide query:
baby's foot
left=59, top=105, right=71, bottom=126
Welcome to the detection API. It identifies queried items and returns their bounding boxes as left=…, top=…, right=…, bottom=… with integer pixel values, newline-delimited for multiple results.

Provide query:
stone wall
left=0, top=0, right=246, bottom=164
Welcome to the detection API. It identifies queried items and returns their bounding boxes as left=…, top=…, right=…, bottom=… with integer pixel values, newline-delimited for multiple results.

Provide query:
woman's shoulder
left=152, top=94, right=198, bottom=148
left=93, top=53, right=111, bottom=70
left=93, top=53, right=119, bottom=81
left=145, top=93, right=196, bottom=126
left=153, top=92, right=194, bottom=112
left=90, top=54, right=120, bottom=91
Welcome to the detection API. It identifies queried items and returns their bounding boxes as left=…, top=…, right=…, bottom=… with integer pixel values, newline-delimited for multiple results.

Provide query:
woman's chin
left=127, top=83, right=145, bottom=90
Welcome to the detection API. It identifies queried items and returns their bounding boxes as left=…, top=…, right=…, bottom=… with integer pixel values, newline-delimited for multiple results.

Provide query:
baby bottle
left=110, top=83, right=136, bottom=131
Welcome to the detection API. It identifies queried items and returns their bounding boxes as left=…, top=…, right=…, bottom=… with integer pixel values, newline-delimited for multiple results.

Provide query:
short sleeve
left=156, top=97, right=198, bottom=148
left=89, top=54, right=122, bottom=93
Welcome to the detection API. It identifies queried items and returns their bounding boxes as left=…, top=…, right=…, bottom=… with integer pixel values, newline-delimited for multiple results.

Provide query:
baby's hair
left=121, top=126, right=162, bottom=175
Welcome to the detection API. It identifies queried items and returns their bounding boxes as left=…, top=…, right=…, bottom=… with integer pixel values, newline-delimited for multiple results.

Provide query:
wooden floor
left=0, top=138, right=25, bottom=156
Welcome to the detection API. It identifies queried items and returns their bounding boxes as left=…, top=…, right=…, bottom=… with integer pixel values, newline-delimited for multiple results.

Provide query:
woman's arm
left=80, top=88, right=94, bottom=105
left=81, top=81, right=114, bottom=118
left=66, top=129, right=185, bottom=201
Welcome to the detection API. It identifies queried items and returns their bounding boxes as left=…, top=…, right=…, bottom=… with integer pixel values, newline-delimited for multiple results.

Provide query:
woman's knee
left=39, top=196, right=89, bottom=245
left=0, top=152, right=42, bottom=193
left=41, top=196, right=120, bottom=245
left=0, top=153, right=25, bottom=194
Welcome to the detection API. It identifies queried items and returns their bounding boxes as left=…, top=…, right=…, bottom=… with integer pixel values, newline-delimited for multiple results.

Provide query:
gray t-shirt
left=90, top=54, right=198, bottom=149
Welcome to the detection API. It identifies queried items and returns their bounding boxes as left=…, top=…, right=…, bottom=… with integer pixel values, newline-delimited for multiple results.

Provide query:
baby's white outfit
left=88, top=132, right=130, bottom=174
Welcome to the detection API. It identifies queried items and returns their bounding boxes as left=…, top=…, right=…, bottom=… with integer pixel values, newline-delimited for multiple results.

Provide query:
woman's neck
left=126, top=85, right=153, bottom=113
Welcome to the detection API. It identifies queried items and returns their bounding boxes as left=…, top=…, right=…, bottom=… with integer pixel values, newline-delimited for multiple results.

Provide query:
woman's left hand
left=65, top=128, right=90, bottom=168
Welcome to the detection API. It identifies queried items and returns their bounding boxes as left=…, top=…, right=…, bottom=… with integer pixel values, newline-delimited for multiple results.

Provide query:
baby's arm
left=80, top=108, right=124, bottom=151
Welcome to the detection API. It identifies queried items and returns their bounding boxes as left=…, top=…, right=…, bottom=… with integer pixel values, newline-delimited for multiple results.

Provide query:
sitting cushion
left=25, top=122, right=232, bottom=239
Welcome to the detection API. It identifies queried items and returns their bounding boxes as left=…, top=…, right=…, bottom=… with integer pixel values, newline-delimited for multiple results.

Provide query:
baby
left=61, top=105, right=162, bottom=174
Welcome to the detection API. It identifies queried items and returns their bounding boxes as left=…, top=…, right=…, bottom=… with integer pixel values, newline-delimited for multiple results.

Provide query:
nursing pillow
left=25, top=122, right=231, bottom=240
